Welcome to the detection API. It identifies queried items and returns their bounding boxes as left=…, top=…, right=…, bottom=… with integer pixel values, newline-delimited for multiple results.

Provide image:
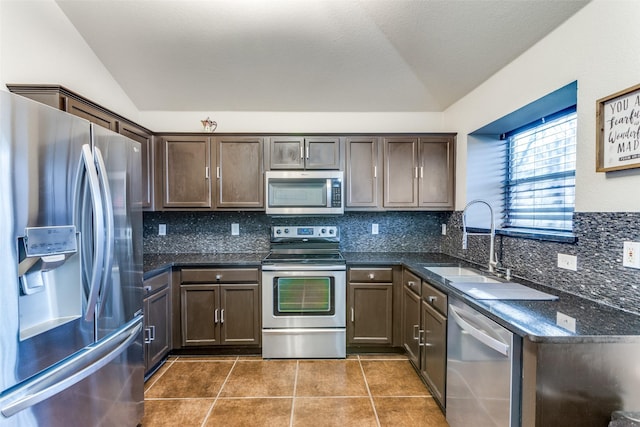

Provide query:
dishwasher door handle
left=449, top=304, right=509, bottom=356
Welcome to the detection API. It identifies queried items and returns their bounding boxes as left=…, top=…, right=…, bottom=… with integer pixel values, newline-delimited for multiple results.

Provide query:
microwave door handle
left=326, top=179, right=332, bottom=207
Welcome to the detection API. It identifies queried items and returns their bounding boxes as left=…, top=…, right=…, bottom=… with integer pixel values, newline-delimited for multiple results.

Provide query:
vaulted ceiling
left=55, top=0, right=589, bottom=112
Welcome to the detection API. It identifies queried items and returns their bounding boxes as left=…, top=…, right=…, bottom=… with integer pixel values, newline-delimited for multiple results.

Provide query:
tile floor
left=142, top=354, right=449, bottom=427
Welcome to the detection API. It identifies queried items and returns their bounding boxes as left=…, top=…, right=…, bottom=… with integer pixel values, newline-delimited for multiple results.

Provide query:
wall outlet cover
left=158, top=224, right=166, bottom=236
left=372, top=224, right=379, bottom=235
left=623, top=241, right=640, bottom=268
left=441, top=224, right=447, bottom=235
left=556, top=311, right=577, bottom=333
left=231, top=223, right=240, bottom=236
left=557, top=253, right=577, bottom=271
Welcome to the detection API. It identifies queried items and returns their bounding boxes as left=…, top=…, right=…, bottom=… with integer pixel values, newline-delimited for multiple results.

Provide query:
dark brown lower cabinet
left=420, top=300, right=447, bottom=405
left=143, top=271, right=172, bottom=377
left=347, top=267, right=394, bottom=346
left=180, top=281, right=260, bottom=347
left=402, top=268, right=448, bottom=409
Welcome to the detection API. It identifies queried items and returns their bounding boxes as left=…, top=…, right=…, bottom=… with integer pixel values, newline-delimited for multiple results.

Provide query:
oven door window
left=274, top=277, right=335, bottom=316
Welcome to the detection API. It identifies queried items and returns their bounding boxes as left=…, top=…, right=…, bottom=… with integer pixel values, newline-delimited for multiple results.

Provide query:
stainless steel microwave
left=265, top=171, right=344, bottom=215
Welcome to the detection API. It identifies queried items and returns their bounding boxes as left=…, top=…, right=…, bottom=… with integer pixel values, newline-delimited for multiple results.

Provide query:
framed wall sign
left=596, top=83, right=640, bottom=172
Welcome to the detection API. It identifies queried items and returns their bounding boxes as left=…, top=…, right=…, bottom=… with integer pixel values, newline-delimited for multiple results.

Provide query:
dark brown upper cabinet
left=345, top=137, right=383, bottom=210
left=383, top=135, right=455, bottom=210
left=268, top=136, right=341, bottom=170
left=160, top=135, right=213, bottom=209
left=215, top=136, right=264, bottom=209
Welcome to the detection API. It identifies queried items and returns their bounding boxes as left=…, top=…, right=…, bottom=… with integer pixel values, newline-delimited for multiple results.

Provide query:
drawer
left=403, top=269, right=421, bottom=296
left=349, top=267, right=393, bottom=283
left=181, top=268, right=259, bottom=283
left=143, top=270, right=170, bottom=296
left=422, top=281, right=447, bottom=316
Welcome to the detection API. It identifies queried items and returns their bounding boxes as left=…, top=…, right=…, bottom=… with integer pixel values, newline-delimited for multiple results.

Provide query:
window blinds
left=504, top=109, right=577, bottom=232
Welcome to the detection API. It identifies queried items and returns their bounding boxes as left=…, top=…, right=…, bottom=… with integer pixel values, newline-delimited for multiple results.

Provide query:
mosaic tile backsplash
left=143, top=210, right=640, bottom=314
left=441, top=211, right=640, bottom=315
left=143, top=211, right=447, bottom=254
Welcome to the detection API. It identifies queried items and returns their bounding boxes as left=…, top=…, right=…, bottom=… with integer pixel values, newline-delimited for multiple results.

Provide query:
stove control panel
left=272, top=226, right=339, bottom=239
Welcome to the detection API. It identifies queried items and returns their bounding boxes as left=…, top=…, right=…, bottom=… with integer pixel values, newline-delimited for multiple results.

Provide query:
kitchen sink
left=423, top=266, right=483, bottom=276
left=445, top=275, right=501, bottom=283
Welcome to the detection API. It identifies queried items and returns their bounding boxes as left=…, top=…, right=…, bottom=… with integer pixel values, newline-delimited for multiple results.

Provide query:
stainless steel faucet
left=462, top=199, right=497, bottom=273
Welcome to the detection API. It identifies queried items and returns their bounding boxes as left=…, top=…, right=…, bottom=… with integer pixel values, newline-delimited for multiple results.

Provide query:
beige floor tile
left=141, top=398, right=214, bottom=427
left=220, top=360, right=297, bottom=397
left=145, top=361, right=234, bottom=398
left=357, top=353, right=409, bottom=360
left=374, top=396, right=448, bottom=427
left=361, top=360, right=429, bottom=396
left=204, top=398, right=292, bottom=427
left=293, top=397, right=378, bottom=427
left=296, top=360, right=368, bottom=397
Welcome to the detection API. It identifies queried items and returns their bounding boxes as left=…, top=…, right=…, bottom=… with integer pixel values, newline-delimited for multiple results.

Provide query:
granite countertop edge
left=144, top=251, right=640, bottom=342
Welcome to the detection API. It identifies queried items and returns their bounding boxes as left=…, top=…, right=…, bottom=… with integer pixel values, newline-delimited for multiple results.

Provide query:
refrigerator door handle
left=0, top=316, right=142, bottom=418
left=81, top=144, right=106, bottom=322
left=93, top=145, right=115, bottom=317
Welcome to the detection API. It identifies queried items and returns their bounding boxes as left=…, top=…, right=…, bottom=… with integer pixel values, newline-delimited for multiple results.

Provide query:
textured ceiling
left=55, top=0, right=589, bottom=112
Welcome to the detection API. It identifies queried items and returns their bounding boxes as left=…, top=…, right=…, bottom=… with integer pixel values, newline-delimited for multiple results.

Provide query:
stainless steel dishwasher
left=446, top=296, right=522, bottom=427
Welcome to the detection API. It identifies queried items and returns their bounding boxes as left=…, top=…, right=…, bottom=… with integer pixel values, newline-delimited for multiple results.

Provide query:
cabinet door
left=220, top=284, right=261, bottom=345
left=345, top=137, right=381, bottom=209
left=180, top=284, right=219, bottom=346
left=269, top=137, right=305, bottom=169
left=418, top=136, right=455, bottom=209
left=421, top=301, right=447, bottom=407
left=216, top=137, right=264, bottom=209
left=120, top=123, right=154, bottom=210
left=146, top=287, right=171, bottom=371
left=162, top=136, right=212, bottom=208
left=65, top=97, right=118, bottom=131
left=305, top=137, right=341, bottom=169
left=348, top=283, right=393, bottom=345
left=384, top=137, right=418, bottom=207
left=402, top=284, right=421, bottom=367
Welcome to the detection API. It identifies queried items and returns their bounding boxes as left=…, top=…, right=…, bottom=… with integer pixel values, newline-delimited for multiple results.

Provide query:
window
left=503, top=107, right=577, bottom=232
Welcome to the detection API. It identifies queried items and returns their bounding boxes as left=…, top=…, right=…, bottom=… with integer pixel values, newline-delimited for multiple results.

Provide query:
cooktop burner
left=262, top=251, right=345, bottom=264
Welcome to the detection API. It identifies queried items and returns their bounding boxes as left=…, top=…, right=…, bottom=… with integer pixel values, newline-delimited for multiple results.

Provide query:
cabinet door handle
left=205, top=166, right=210, bottom=179
left=415, top=167, right=418, bottom=179
left=214, top=308, right=219, bottom=324
left=305, top=146, right=310, bottom=159
left=216, top=166, right=220, bottom=179
left=420, top=166, right=424, bottom=179
left=221, top=309, right=225, bottom=324
left=418, top=329, right=425, bottom=346
left=373, top=165, right=377, bottom=178
left=149, top=325, right=156, bottom=341
left=351, top=307, right=354, bottom=323
left=144, top=327, right=152, bottom=344
left=413, top=324, right=419, bottom=340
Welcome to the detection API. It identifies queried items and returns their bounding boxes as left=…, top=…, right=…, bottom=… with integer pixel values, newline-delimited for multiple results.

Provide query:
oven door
left=262, top=269, right=346, bottom=329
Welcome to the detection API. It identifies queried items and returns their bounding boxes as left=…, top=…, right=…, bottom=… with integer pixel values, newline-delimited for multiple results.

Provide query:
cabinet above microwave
left=267, top=137, right=342, bottom=170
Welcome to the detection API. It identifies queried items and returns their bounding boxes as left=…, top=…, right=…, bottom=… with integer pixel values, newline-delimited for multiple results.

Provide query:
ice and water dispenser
left=17, top=225, right=82, bottom=340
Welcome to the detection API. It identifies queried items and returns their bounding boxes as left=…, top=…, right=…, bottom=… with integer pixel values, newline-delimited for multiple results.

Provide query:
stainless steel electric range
left=261, top=226, right=346, bottom=359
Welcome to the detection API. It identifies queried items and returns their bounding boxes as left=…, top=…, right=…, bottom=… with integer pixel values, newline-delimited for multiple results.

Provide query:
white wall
left=444, top=0, right=640, bottom=213
left=0, top=0, right=139, bottom=121
left=140, top=110, right=445, bottom=134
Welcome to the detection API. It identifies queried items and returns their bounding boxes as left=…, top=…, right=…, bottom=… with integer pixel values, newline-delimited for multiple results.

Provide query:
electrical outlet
left=557, top=253, right=577, bottom=271
left=158, top=224, right=166, bottom=236
left=556, top=312, right=576, bottom=332
left=441, top=224, right=447, bottom=235
left=372, top=224, right=379, bottom=235
left=231, top=223, right=240, bottom=236
left=623, top=241, right=640, bottom=268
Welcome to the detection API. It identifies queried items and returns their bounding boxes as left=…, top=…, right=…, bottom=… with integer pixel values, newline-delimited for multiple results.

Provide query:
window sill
left=464, top=227, right=577, bottom=244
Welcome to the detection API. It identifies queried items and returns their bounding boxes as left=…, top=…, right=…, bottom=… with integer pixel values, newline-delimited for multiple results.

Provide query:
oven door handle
left=262, top=264, right=346, bottom=271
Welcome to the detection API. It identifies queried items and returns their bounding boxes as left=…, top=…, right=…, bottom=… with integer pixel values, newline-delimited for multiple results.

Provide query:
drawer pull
left=407, top=281, right=416, bottom=288
left=215, top=274, right=222, bottom=281
left=428, top=296, right=437, bottom=304
left=368, top=273, right=375, bottom=280
left=144, top=285, right=152, bottom=292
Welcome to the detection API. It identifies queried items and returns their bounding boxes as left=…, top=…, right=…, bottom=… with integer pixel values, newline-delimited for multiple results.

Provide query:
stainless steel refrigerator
left=0, top=90, right=144, bottom=426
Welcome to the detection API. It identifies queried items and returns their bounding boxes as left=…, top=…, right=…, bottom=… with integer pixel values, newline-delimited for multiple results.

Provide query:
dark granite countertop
left=145, top=251, right=640, bottom=343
